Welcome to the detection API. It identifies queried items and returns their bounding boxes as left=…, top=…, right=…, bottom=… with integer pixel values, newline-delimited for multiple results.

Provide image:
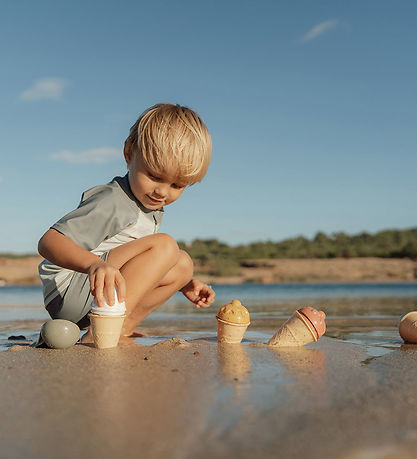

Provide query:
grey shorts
left=45, top=252, right=109, bottom=330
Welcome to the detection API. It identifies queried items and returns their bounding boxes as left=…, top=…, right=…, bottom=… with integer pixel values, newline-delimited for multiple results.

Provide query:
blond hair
left=126, top=103, right=212, bottom=185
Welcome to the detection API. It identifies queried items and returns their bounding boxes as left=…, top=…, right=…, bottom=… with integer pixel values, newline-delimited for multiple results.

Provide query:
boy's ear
left=123, top=139, right=132, bottom=164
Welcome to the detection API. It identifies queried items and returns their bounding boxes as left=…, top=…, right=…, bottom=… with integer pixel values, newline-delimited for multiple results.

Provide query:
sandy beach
left=2, top=283, right=417, bottom=458
left=1, top=256, right=416, bottom=285
left=2, top=334, right=417, bottom=459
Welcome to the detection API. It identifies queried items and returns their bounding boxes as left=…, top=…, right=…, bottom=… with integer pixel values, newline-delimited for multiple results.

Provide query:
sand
left=2, top=337, right=417, bottom=458
left=1, top=256, right=416, bottom=285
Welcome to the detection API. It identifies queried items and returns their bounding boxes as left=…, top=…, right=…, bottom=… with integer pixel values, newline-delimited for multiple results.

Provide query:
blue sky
left=1, top=0, right=416, bottom=253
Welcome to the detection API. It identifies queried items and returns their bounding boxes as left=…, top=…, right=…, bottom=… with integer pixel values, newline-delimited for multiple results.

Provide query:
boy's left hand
left=180, top=279, right=215, bottom=308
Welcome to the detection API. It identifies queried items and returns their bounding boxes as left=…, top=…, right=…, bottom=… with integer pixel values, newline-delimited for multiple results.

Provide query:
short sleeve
left=51, top=184, right=137, bottom=251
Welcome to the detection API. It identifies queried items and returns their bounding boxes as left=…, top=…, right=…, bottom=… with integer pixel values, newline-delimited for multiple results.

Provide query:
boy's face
left=125, top=150, right=187, bottom=210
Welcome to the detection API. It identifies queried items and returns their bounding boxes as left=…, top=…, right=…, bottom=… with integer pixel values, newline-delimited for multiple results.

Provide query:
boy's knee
left=177, top=250, right=194, bottom=282
left=152, top=233, right=180, bottom=262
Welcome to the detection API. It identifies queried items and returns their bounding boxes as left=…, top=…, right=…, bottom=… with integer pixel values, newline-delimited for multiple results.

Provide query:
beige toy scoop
left=216, top=299, right=250, bottom=325
left=216, top=299, right=250, bottom=344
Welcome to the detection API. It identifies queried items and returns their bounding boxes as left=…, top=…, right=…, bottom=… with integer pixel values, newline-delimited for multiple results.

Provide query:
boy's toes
left=80, top=330, right=94, bottom=344
left=119, top=335, right=141, bottom=346
left=124, top=331, right=147, bottom=338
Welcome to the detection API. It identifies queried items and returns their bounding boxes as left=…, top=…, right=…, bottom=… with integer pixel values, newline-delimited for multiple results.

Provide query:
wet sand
left=2, top=336, right=417, bottom=459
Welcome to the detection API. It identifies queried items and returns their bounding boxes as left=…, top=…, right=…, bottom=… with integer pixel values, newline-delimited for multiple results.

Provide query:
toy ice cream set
left=36, top=295, right=417, bottom=350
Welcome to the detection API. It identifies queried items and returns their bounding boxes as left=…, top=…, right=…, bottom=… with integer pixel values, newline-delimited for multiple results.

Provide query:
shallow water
left=1, top=283, right=416, bottom=352
left=2, top=283, right=417, bottom=307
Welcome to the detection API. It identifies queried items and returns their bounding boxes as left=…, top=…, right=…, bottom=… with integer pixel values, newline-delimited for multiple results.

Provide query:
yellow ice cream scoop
left=216, top=299, right=250, bottom=325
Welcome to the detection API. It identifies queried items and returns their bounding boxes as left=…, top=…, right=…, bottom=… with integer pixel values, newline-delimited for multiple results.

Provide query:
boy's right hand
left=88, top=261, right=126, bottom=307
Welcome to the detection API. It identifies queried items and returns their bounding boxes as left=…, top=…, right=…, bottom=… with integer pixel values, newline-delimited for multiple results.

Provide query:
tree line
left=2, top=227, right=417, bottom=264
left=178, top=228, right=417, bottom=276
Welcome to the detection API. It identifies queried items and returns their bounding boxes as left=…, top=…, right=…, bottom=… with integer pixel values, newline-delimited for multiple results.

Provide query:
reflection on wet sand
left=262, top=338, right=383, bottom=418
left=267, top=346, right=327, bottom=384
left=217, top=343, right=251, bottom=382
left=80, top=343, right=217, bottom=456
left=267, top=346, right=330, bottom=406
left=87, top=349, right=132, bottom=450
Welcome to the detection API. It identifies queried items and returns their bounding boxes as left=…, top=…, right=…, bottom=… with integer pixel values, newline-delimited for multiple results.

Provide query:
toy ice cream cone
left=216, top=299, right=250, bottom=344
left=399, top=311, right=417, bottom=343
left=88, top=290, right=126, bottom=349
left=217, top=319, right=248, bottom=344
left=88, top=314, right=126, bottom=349
left=268, top=307, right=326, bottom=347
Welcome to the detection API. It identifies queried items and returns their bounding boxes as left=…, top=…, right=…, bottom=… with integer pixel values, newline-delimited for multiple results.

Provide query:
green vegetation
left=2, top=228, right=417, bottom=271
left=179, top=228, right=417, bottom=269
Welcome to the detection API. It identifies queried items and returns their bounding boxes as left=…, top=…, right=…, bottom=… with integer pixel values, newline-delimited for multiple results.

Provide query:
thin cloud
left=19, top=77, right=69, bottom=101
left=50, top=147, right=121, bottom=164
left=0, top=176, right=3, bottom=183
left=300, top=20, right=339, bottom=43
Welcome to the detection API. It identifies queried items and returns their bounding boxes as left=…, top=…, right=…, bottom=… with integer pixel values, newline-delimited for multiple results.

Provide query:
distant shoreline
left=0, top=255, right=416, bottom=286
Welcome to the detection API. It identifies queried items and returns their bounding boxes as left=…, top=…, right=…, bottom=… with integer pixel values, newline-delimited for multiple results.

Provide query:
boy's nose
left=154, top=183, right=169, bottom=198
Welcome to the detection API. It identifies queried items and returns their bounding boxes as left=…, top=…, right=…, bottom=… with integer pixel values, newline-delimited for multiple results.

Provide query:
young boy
left=38, top=103, right=215, bottom=344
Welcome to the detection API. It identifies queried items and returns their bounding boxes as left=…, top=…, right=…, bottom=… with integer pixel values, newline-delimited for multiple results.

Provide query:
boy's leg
left=119, top=249, right=193, bottom=336
left=82, top=233, right=192, bottom=343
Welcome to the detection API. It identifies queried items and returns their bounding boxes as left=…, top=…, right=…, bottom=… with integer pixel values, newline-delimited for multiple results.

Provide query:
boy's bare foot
left=123, top=331, right=146, bottom=338
left=80, top=328, right=94, bottom=344
left=118, top=335, right=141, bottom=345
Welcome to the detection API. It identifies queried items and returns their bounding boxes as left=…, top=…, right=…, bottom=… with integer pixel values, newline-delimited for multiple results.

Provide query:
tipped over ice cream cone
left=268, top=307, right=326, bottom=347
left=216, top=299, right=250, bottom=344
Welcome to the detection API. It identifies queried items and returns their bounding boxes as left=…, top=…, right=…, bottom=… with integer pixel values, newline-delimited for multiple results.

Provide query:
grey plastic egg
left=40, top=320, right=80, bottom=349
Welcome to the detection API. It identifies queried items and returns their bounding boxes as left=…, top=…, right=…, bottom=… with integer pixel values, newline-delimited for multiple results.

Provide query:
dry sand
left=200, top=257, right=417, bottom=284
left=1, top=256, right=416, bottom=285
left=2, top=337, right=417, bottom=459
left=0, top=256, right=42, bottom=285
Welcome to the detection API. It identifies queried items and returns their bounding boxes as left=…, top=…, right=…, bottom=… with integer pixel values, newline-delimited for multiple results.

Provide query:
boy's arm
left=38, top=228, right=125, bottom=306
left=38, top=228, right=103, bottom=273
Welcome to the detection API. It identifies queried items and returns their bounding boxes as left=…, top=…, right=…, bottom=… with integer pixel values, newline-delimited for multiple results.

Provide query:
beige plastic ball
left=399, top=312, right=417, bottom=343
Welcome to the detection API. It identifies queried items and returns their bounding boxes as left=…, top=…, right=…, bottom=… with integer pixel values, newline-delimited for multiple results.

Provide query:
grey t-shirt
left=38, top=174, right=163, bottom=305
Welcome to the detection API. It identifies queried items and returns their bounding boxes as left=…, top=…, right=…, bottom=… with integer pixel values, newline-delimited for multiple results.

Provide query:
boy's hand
left=180, top=279, right=215, bottom=308
left=88, top=261, right=126, bottom=307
